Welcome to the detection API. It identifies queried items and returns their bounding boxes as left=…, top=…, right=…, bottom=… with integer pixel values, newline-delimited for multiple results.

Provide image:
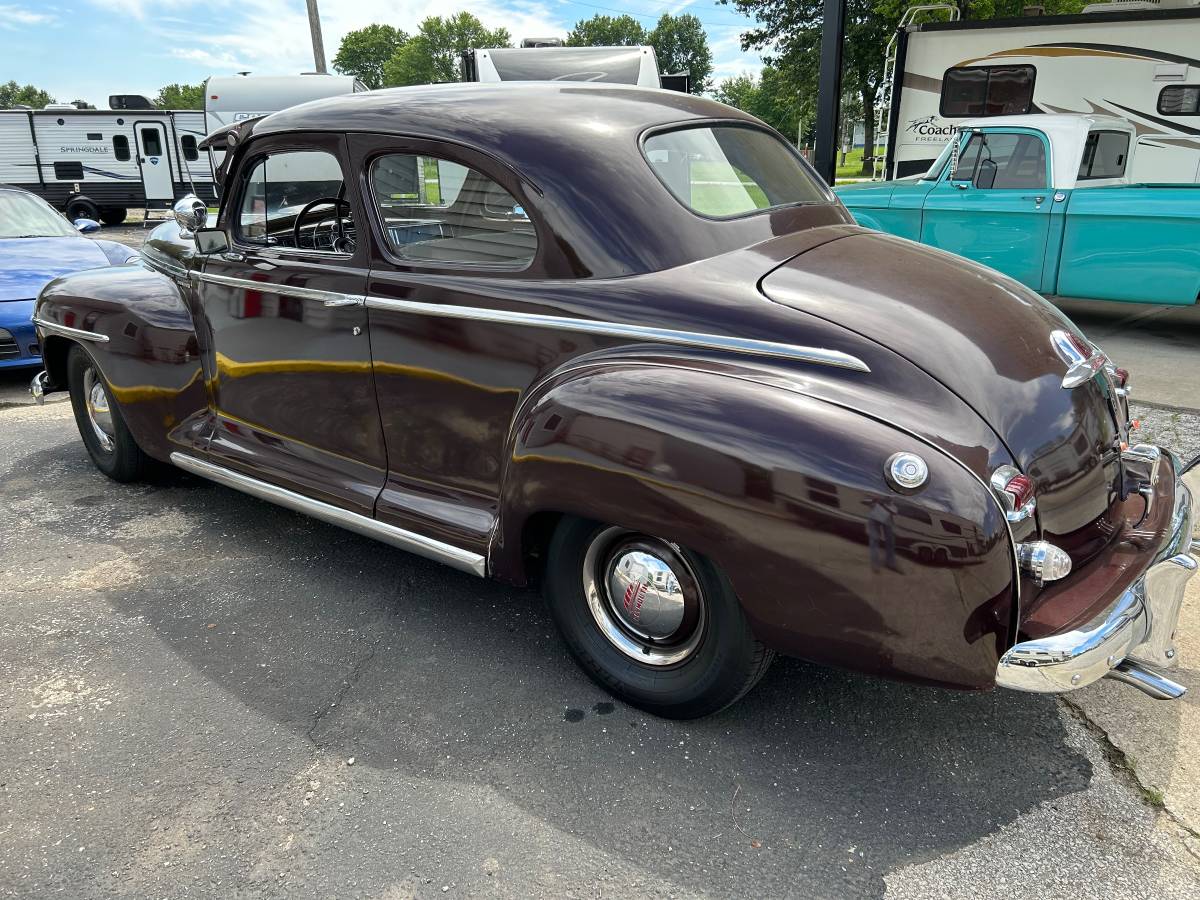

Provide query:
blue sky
left=1, top=0, right=765, bottom=108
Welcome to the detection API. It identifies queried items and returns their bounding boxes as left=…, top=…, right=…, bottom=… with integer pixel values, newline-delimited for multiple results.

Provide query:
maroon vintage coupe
left=30, top=83, right=1197, bottom=717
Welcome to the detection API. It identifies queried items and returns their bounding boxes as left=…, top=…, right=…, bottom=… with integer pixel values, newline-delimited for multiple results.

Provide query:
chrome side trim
left=32, top=317, right=110, bottom=343
left=197, top=271, right=364, bottom=307
left=141, top=252, right=193, bottom=280
left=364, top=296, right=871, bottom=372
left=169, top=452, right=486, bottom=577
left=190, top=271, right=870, bottom=372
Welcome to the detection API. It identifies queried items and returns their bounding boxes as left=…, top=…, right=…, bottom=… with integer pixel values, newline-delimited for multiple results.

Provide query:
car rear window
left=643, top=125, right=830, bottom=218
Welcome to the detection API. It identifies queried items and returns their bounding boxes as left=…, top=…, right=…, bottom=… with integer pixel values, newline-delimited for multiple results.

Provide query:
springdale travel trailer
left=876, top=0, right=1200, bottom=181
left=462, top=42, right=692, bottom=92
left=0, top=100, right=214, bottom=224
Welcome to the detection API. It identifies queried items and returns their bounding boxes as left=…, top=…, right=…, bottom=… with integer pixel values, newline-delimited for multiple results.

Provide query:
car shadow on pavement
left=28, top=442, right=1096, bottom=898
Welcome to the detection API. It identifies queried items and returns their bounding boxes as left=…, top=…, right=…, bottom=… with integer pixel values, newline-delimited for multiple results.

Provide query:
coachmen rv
left=877, top=0, right=1200, bottom=181
left=0, top=99, right=214, bottom=224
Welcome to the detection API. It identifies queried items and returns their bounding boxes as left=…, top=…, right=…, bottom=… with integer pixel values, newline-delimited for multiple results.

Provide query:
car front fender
left=34, top=263, right=206, bottom=462
left=494, top=358, right=1016, bottom=690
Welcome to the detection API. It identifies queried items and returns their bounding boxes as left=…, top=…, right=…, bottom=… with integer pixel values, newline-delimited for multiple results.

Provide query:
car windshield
left=643, top=125, right=831, bottom=218
left=0, top=190, right=77, bottom=238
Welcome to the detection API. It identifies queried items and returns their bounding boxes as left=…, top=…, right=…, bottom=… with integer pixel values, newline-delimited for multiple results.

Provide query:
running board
left=169, top=452, right=487, bottom=577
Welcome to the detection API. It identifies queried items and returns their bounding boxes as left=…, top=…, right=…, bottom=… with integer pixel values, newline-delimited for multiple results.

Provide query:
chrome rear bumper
left=996, top=451, right=1197, bottom=700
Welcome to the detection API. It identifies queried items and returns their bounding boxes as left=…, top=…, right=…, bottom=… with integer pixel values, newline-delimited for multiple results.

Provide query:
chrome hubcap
left=583, top=528, right=705, bottom=666
left=83, top=367, right=115, bottom=452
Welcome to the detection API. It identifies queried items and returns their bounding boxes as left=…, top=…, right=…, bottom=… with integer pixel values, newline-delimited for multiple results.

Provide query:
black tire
left=66, top=344, right=148, bottom=482
left=66, top=198, right=101, bottom=222
left=98, top=207, right=127, bottom=226
left=544, top=517, right=774, bottom=719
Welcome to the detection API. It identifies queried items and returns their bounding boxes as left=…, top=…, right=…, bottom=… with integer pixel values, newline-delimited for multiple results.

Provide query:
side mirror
left=193, top=227, right=229, bottom=255
left=173, top=194, right=208, bottom=237
left=74, top=218, right=101, bottom=233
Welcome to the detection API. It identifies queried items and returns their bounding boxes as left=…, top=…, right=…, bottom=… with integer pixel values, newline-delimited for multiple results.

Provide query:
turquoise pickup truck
left=835, top=115, right=1200, bottom=305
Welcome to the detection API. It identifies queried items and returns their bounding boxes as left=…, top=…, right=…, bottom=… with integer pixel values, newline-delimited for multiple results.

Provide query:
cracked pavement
left=2, top=378, right=1199, bottom=898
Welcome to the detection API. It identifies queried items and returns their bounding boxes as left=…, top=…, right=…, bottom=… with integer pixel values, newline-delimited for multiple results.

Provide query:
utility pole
left=813, top=0, right=846, bottom=185
left=305, top=0, right=328, bottom=73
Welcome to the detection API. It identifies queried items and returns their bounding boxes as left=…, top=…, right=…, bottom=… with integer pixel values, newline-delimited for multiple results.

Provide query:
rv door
left=134, top=121, right=174, bottom=202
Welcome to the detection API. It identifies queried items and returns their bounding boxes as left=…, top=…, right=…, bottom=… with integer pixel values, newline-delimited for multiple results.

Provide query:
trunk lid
left=761, top=231, right=1125, bottom=564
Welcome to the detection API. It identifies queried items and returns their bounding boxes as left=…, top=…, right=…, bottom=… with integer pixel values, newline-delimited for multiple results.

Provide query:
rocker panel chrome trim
left=169, top=452, right=487, bottom=577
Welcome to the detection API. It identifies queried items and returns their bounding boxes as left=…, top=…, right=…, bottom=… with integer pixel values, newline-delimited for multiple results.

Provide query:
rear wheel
left=66, top=198, right=101, bottom=222
left=544, top=517, right=773, bottom=718
left=66, top=344, right=148, bottom=482
left=98, top=207, right=127, bottom=226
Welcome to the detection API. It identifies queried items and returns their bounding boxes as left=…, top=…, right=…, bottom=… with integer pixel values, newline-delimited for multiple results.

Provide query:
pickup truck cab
left=836, top=115, right=1200, bottom=305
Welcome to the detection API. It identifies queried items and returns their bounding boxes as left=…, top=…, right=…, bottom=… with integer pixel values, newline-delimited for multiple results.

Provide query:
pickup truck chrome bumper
left=996, top=451, right=1197, bottom=700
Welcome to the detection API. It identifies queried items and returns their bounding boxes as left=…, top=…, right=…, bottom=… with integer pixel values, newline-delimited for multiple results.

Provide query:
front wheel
left=544, top=518, right=774, bottom=718
left=66, top=344, right=148, bottom=482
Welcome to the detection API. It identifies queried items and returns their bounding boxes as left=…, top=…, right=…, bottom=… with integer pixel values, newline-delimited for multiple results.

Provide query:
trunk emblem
left=1051, top=330, right=1107, bottom=389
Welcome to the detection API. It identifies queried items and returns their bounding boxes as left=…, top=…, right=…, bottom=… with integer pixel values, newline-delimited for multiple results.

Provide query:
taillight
left=991, top=465, right=1036, bottom=522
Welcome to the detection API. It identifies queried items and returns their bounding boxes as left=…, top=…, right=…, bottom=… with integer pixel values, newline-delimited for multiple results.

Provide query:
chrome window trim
left=170, top=452, right=486, bottom=577
left=32, top=316, right=110, bottom=343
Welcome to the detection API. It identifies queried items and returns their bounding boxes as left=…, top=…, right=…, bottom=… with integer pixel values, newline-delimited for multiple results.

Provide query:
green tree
left=333, top=23, right=410, bottom=89
left=155, top=83, right=205, bottom=110
left=0, top=80, right=54, bottom=109
left=714, top=66, right=807, bottom=143
left=565, top=14, right=647, bottom=46
left=383, top=13, right=511, bottom=86
left=648, top=14, right=713, bottom=94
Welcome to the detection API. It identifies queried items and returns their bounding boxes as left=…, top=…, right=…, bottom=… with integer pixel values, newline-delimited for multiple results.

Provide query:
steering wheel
left=292, top=197, right=354, bottom=252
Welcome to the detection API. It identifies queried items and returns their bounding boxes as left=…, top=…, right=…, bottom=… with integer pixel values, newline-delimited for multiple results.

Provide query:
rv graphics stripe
left=80, top=165, right=140, bottom=181
left=1030, top=43, right=1200, bottom=69
left=1105, top=100, right=1200, bottom=137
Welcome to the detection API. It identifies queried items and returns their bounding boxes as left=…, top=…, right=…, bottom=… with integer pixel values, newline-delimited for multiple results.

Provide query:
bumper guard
left=996, top=451, right=1197, bottom=700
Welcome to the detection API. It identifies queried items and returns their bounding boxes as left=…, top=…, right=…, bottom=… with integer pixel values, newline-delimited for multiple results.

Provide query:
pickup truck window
left=369, top=153, right=537, bottom=268
left=642, top=124, right=830, bottom=219
left=237, top=150, right=353, bottom=252
left=1078, top=131, right=1129, bottom=181
left=941, top=65, right=1035, bottom=118
left=1159, top=85, right=1200, bottom=115
left=951, top=132, right=1046, bottom=190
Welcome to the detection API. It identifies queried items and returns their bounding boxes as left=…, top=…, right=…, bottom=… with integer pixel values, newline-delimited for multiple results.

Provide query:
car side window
left=369, top=153, right=536, bottom=268
left=951, top=132, right=1046, bottom=190
left=237, top=150, right=355, bottom=253
left=1077, top=131, right=1129, bottom=180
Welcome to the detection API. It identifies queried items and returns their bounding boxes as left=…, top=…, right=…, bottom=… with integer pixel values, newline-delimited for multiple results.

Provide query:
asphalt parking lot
left=2, top=225, right=1199, bottom=898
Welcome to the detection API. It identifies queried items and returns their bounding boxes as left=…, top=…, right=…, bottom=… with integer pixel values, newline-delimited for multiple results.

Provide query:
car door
left=195, top=132, right=386, bottom=516
left=919, top=129, right=1054, bottom=291
left=348, top=134, right=546, bottom=555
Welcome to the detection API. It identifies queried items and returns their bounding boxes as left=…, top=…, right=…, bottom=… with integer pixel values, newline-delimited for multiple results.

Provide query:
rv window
left=181, top=135, right=199, bottom=161
left=369, top=153, right=536, bottom=268
left=1078, top=131, right=1129, bottom=180
left=54, top=161, right=84, bottom=181
left=1158, top=85, right=1200, bottom=116
left=139, top=127, right=163, bottom=157
left=113, top=135, right=130, bottom=161
left=941, top=65, right=1035, bottom=118
left=237, top=149, right=353, bottom=252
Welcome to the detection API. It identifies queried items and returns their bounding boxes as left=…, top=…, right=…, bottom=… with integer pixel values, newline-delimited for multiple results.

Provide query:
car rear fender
left=494, top=358, right=1017, bottom=690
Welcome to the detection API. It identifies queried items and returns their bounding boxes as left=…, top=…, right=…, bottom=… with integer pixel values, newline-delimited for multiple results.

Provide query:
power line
left=558, top=0, right=752, bottom=28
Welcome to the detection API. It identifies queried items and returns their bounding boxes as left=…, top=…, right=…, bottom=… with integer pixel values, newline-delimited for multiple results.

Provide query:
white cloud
left=0, top=3, right=57, bottom=27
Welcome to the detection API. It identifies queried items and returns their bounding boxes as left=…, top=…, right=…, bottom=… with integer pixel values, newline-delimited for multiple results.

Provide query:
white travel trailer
left=877, top=0, right=1200, bottom=181
left=203, top=73, right=367, bottom=135
left=0, top=103, right=214, bottom=224
left=461, top=44, right=692, bottom=92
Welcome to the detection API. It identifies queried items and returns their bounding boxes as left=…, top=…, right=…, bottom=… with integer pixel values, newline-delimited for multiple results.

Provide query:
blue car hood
left=0, top=236, right=111, bottom=303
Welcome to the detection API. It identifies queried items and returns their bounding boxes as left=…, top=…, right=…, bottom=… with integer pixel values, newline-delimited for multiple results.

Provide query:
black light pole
left=813, top=0, right=847, bottom=185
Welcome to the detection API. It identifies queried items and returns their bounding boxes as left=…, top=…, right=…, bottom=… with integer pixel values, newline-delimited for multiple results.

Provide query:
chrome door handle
left=1022, top=195, right=1046, bottom=204
left=322, top=296, right=364, bottom=308
left=221, top=251, right=245, bottom=262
